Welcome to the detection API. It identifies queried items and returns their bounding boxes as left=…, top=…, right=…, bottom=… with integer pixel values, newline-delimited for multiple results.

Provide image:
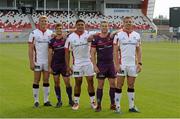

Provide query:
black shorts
left=51, top=64, right=70, bottom=77
left=96, top=63, right=116, bottom=79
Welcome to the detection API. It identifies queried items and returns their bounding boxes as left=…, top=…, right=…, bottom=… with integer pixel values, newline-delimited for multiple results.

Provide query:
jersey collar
left=75, top=31, right=84, bottom=37
left=123, top=29, right=133, bottom=37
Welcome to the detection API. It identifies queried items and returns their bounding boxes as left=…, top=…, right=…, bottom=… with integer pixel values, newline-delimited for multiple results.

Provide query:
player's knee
left=120, top=82, right=124, bottom=87
left=128, top=83, right=134, bottom=89
left=54, top=82, right=60, bottom=87
left=34, top=79, right=40, bottom=84
left=65, top=82, right=71, bottom=87
left=109, top=81, right=115, bottom=88
left=43, top=79, right=49, bottom=83
left=97, top=84, right=103, bottom=89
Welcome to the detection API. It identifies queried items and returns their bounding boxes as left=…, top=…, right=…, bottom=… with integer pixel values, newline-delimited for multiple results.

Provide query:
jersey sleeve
left=136, top=33, right=141, bottom=47
left=28, top=31, right=35, bottom=44
left=64, top=36, right=72, bottom=51
left=91, top=36, right=97, bottom=48
left=48, top=39, right=53, bottom=49
left=113, top=34, right=119, bottom=46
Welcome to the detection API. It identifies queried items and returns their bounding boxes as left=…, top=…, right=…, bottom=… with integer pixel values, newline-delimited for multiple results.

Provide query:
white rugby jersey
left=28, top=29, right=53, bottom=64
left=65, top=31, right=91, bottom=66
left=113, top=30, right=141, bottom=66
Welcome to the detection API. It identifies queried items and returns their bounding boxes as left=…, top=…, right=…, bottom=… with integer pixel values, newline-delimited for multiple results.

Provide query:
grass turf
left=0, top=41, right=180, bottom=118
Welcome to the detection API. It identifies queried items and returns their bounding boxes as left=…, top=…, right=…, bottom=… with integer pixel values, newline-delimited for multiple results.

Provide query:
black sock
left=96, top=88, right=103, bottom=105
left=89, top=92, right=95, bottom=97
left=66, top=86, right=72, bottom=102
left=109, top=87, right=115, bottom=105
left=55, top=86, right=61, bottom=102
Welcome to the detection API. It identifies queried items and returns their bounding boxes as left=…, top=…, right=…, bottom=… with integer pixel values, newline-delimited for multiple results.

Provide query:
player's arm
left=113, top=35, right=120, bottom=73
left=87, top=34, right=94, bottom=42
left=90, top=47, right=100, bottom=73
left=64, top=38, right=73, bottom=75
left=28, top=32, right=35, bottom=71
left=136, top=40, right=142, bottom=73
left=48, top=47, right=53, bottom=73
left=28, top=43, right=34, bottom=71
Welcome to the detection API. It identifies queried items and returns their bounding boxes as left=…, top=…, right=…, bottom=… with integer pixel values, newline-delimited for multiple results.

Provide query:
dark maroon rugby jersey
left=91, top=33, right=114, bottom=64
left=49, top=37, right=66, bottom=66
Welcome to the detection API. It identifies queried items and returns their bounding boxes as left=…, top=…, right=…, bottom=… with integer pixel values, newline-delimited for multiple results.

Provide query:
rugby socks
left=127, top=88, right=135, bottom=109
left=33, top=84, right=39, bottom=103
left=96, top=88, right=103, bottom=105
left=109, top=87, right=115, bottom=105
left=89, top=92, right=95, bottom=103
left=74, top=94, right=80, bottom=104
left=115, top=88, right=122, bottom=109
left=43, top=83, right=50, bottom=103
left=55, top=86, right=61, bottom=102
left=66, top=86, right=73, bottom=102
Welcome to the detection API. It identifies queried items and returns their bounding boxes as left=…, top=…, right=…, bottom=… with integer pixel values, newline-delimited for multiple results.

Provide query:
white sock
left=128, top=92, right=135, bottom=108
left=74, top=96, right=80, bottom=104
left=43, top=86, right=50, bottom=103
left=33, top=88, right=39, bottom=103
left=115, top=92, right=121, bottom=109
left=90, top=96, right=95, bottom=103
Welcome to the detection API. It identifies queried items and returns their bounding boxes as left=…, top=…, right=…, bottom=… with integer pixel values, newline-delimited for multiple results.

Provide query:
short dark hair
left=123, top=16, right=133, bottom=22
left=76, top=19, right=85, bottom=24
left=55, top=23, right=62, bottom=29
left=100, top=20, right=108, bottom=24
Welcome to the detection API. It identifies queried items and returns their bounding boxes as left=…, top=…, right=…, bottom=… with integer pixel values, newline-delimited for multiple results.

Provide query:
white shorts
left=117, top=65, right=137, bottom=77
left=72, top=62, right=95, bottom=77
left=34, top=62, right=48, bottom=72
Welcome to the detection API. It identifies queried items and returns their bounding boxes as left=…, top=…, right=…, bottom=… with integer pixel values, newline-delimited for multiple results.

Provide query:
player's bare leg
left=72, top=77, right=82, bottom=110
left=63, top=76, right=73, bottom=106
left=43, top=71, right=52, bottom=106
left=127, top=76, right=139, bottom=112
left=86, top=76, right=96, bottom=109
left=33, top=71, right=41, bottom=108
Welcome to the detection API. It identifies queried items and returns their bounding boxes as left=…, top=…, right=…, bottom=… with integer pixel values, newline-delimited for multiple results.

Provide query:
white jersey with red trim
left=28, top=29, right=53, bottom=64
left=64, top=31, right=91, bottom=66
left=113, top=30, right=141, bottom=66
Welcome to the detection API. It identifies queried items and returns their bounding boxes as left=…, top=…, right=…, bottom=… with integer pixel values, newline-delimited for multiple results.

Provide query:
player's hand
left=66, top=67, right=73, bottom=75
left=115, top=65, right=121, bottom=73
left=30, top=63, right=35, bottom=71
left=136, top=64, right=142, bottom=73
left=94, top=65, right=100, bottom=73
left=87, top=34, right=95, bottom=42
left=51, top=33, right=57, bottom=38
left=48, top=67, right=53, bottom=74
left=62, top=32, right=68, bottom=39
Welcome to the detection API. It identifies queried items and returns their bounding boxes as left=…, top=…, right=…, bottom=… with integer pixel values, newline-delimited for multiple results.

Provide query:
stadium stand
left=0, top=9, right=154, bottom=31
left=0, top=10, right=31, bottom=31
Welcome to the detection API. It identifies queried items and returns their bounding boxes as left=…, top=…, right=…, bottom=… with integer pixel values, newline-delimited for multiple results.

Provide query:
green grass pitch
left=0, top=42, right=180, bottom=118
